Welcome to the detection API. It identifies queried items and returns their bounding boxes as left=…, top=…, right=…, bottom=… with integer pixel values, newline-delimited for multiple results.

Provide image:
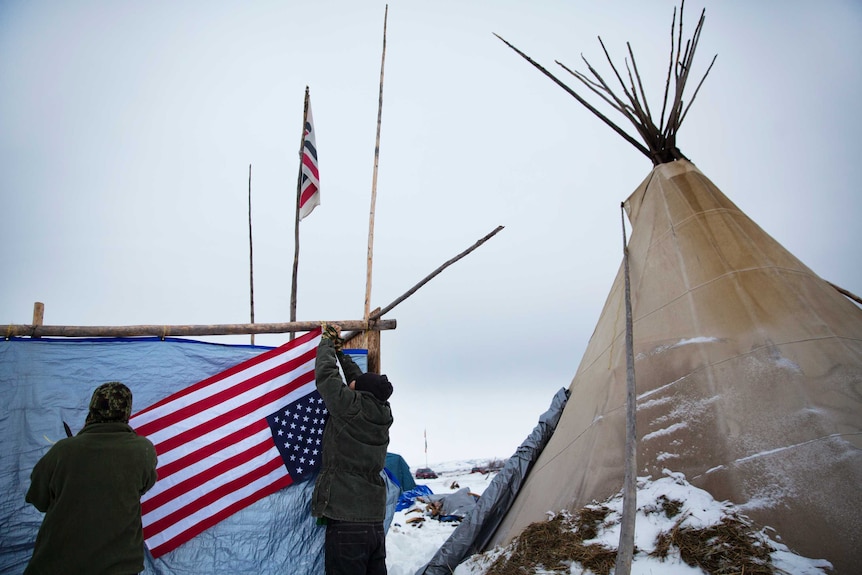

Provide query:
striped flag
left=299, top=96, right=320, bottom=220
left=129, top=329, right=324, bottom=558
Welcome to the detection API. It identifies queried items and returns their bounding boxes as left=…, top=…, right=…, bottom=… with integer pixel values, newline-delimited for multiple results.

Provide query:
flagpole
left=364, top=5, right=388, bottom=324
left=248, top=163, right=255, bottom=345
left=290, top=87, right=311, bottom=341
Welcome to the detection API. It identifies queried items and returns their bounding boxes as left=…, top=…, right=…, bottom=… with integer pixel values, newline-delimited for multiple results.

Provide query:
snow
left=385, top=462, right=833, bottom=575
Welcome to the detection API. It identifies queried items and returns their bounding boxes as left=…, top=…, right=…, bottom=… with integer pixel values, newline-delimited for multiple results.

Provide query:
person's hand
left=321, top=322, right=343, bottom=350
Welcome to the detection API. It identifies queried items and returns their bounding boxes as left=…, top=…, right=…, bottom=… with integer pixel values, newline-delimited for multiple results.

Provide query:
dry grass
left=483, top=502, right=781, bottom=575
left=651, top=513, right=775, bottom=574
left=484, top=506, right=616, bottom=575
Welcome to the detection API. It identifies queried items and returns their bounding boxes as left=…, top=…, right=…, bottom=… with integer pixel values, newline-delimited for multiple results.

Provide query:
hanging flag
left=129, top=329, right=325, bottom=558
left=299, top=97, right=320, bottom=220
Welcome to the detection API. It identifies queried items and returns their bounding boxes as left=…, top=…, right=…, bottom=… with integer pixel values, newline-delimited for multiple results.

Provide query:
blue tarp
left=0, top=337, right=401, bottom=575
left=385, top=452, right=416, bottom=492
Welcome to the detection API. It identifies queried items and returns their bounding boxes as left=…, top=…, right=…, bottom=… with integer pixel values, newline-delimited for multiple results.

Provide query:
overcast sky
left=2, top=0, right=861, bottom=466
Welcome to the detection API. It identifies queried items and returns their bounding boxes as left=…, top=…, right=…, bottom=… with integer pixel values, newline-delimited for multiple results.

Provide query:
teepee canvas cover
left=488, top=159, right=862, bottom=571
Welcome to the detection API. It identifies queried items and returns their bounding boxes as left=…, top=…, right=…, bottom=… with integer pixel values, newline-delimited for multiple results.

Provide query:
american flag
left=299, top=94, right=320, bottom=220
left=129, top=329, right=323, bottom=558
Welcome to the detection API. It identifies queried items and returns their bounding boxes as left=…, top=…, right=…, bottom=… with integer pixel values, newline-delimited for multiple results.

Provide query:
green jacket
left=311, top=339, right=393, bottom=522
left=25, top=422, right=158, bottom=575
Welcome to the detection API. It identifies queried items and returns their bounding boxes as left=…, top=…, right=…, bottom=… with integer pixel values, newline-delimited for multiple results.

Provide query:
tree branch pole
left=3, top=319, right=396, bottom=339
left=290, top=87, right=311, bottom=341
left=343, top=225, right=504, bottom=343
left=828, top=281, right=862, bottom=306
left=615, top=203, right=637, bottom=575
left=364, top=5, right=388, bottom=324
left=248, top=163, right=255, bottom=345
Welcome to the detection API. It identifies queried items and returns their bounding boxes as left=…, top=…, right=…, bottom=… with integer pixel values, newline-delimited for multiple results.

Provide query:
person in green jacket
left=25, top=382, right=158, bottom=575
left=312, top=324, right=394, bottom=575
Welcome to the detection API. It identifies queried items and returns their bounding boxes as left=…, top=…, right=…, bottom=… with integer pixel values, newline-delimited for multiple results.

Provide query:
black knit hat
left=353, top=373, right=393, bottom=402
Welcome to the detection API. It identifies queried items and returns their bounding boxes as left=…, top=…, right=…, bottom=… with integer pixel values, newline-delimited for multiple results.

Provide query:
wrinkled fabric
left=423, top=488, right=478, bottom=518
left=416, top=387, right=569, bottom=575
left=1, top=337, right=388, bottom=575
left=395, top=485, right=433, bottom=513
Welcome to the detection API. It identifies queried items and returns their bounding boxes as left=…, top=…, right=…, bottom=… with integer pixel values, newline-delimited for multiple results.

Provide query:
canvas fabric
left=487, top=159, right=862, bottom=574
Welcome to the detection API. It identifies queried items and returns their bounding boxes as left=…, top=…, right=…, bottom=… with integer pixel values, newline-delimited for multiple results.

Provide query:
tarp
left=416, top=387, right=569, bottom=575
left=0, top=337, right=403, bottom=575
left=385, top=452, right=416, bottom=492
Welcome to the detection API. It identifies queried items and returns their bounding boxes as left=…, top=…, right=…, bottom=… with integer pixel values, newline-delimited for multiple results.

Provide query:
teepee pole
left=615, top=203, right=637, bottom=575
left=364, top=5, right=388, bottom=325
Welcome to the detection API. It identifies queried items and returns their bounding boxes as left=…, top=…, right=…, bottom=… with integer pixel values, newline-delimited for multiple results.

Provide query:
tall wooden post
left=248, top=164, right=255, bottom=345
left=364, top=5, right=388, bottom=326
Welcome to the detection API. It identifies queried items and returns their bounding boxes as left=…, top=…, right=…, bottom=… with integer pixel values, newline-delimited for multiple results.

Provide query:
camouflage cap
left=85, top=381, right=133, bottom=424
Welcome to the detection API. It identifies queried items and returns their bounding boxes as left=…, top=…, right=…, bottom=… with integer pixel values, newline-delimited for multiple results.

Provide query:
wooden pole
left=364, top=5, right=388, bottom=323
left=290, top=87, right=311, bottom=341
left=248, top=163, right=255, bottom=345
left=615, top=203, right=637, bottom=575
left=370, top=225, right=503, bottom=321
left=2, top=319, right=396, bottom=339
left=342, top=225, right=505, bottom=345
left=828, top=281, right=862, bottom=306
left=32, top=302, right=44, bottom=339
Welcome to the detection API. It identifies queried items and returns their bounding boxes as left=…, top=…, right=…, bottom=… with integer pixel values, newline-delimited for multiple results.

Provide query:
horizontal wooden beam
left=2, top=319, right=396, bottom=339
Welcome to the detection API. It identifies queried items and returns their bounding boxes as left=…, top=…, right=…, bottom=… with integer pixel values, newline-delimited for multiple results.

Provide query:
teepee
left=491, top=4, right=862, bottom=573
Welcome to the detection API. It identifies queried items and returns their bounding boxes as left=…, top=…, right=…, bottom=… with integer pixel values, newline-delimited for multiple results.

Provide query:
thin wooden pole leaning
left=3, top=319, right=396, bottom=339
left=364, top=5, right=388, bottom=324
left=342, top=225, right=505, bottom=344
left=248, top=163, right=255, bottom=345
left=615, top=203, right=637, bottom=575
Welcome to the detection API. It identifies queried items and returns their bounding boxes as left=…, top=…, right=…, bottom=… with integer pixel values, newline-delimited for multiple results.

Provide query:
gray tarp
left=416, top=387, right=569, bottom=575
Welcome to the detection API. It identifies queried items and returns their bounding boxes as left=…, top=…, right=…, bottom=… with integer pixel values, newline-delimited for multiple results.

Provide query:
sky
left=2, top=0, right=861, bottom=467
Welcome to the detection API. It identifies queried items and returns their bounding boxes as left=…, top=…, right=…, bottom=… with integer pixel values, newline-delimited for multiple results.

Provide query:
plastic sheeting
left=0, top=337, right=403, bottom=575
left=385, top=452, right=416, bottom=492
left=416, top=387, right=569, bottom=575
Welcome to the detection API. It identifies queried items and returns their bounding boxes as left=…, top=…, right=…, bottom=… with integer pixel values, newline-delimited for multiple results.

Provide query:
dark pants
left=324, top=520, right=387, bottom=575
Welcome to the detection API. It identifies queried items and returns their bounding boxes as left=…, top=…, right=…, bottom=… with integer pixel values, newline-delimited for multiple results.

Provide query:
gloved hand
left=321, top=322, right=343, bottom=351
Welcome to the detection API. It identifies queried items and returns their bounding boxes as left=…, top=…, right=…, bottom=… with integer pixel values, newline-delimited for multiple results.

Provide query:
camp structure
left=487, top=4, right=862, bottom=573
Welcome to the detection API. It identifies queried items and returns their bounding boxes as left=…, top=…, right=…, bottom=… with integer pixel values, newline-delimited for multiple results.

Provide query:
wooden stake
left=248, top=163, right=255, bottom=345
left=364, top=5, right=388, bottom=323
left=32, top=302, right=44, bottom=339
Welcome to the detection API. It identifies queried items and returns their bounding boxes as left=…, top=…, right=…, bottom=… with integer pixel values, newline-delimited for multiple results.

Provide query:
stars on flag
left=266, top=391, right=328, bottom=482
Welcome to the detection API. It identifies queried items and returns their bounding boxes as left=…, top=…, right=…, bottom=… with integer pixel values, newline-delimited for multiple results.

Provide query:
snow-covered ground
left=385, top=462, right=833, bottom=575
